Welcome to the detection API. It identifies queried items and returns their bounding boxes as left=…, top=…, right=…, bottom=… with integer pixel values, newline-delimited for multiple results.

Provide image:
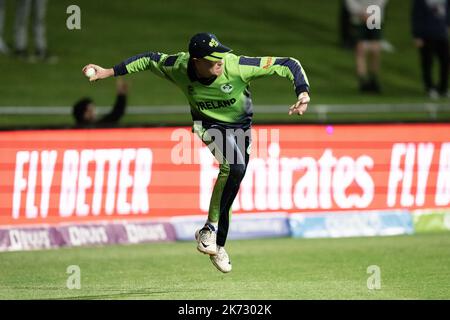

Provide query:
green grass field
left=1, top=233, right=449, bottom=300
left=1, top=0, right=449, bottom=128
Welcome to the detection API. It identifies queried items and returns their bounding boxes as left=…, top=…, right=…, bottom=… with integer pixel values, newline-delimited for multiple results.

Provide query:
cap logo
left=209, top=39, right=219, bottom=48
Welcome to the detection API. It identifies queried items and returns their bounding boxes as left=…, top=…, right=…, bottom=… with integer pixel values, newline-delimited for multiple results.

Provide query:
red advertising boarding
left=0, top=124, right=449, bottom=226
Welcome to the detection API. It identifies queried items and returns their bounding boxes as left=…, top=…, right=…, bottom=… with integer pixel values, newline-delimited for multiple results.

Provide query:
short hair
left=72, top=97, right=93, bottom=124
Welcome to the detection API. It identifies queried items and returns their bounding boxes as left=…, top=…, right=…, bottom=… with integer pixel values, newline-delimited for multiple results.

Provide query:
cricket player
left=83, top=32, right=310, bottom=273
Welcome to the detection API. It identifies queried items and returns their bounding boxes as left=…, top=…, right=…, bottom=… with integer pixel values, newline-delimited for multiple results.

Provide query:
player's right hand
left=82, top=64, right=114, bottom=82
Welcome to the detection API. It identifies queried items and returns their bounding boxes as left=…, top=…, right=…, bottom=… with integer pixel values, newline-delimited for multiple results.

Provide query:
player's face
left=194, top=58, right=224, bottom=78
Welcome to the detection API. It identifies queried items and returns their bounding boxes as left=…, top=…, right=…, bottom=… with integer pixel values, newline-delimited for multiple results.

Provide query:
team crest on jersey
left=220, top=83, right=233, bottom=93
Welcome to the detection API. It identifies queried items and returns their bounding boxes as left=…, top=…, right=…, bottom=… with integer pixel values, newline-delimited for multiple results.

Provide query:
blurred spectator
left=412, top=0, right=450, bottom=99
left=346, top=0, right=389, bottom=93
left=73, top=79, right=128, bottom=128
left=0, top=0, right=8, bottom=54
left=14, top=0, right=56, bottom=62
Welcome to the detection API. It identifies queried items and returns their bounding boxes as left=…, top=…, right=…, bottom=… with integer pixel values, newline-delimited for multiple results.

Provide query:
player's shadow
left=53, top=288, right=193, bottom=300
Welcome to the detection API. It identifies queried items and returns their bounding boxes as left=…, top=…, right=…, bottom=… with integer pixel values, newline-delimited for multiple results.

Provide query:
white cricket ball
left=85, top=67, right=96, bottom=78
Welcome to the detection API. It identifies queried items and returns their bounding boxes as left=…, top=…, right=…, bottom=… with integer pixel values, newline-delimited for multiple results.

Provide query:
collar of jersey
left=187, top=59, right=218, bottom=86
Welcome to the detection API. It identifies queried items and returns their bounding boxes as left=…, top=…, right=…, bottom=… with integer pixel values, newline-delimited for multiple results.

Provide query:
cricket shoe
left=210, top=246, right=232, bottom=273
left=195, top=223, right=217, bottom=255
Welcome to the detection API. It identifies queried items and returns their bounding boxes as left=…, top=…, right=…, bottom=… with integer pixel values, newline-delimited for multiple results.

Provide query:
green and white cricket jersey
left=113, top=52, right=310, bottom=127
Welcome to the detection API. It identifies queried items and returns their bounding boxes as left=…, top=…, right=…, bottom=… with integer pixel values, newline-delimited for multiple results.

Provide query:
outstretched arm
left=82, top=64, right=114, bottom=82
left=82, top=52, right=172, bottom=82
left=238, top=55, right=310, bottom=116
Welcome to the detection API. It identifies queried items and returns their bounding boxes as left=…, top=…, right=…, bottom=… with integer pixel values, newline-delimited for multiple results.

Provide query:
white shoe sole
left=210, top=256, right=232, bottom=273
left=197, top=244, right=217, bottom=255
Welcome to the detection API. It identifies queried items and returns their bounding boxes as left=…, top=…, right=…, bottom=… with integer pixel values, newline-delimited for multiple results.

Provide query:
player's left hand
left=289, top=92, right=310, bottom=116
